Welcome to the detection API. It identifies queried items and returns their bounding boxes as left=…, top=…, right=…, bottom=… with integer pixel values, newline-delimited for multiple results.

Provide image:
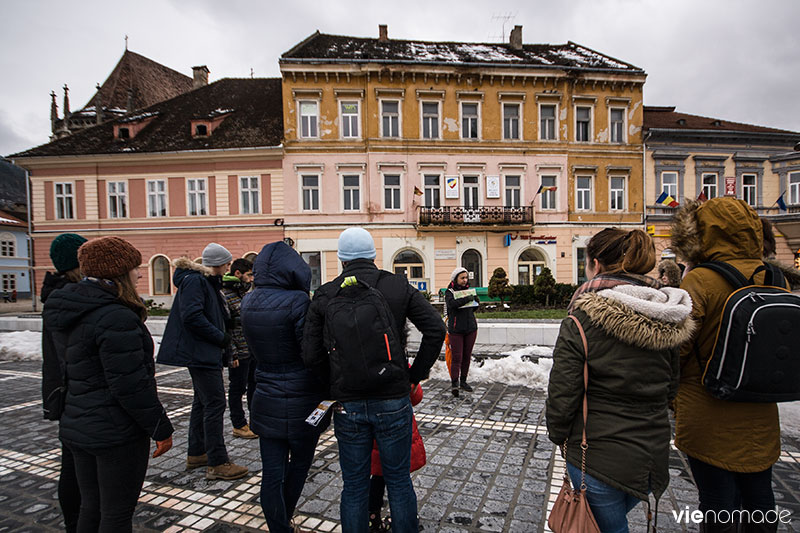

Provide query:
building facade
left=0, top=211, right=31, bottom=298
left=280, top=26, right=648, bottom=292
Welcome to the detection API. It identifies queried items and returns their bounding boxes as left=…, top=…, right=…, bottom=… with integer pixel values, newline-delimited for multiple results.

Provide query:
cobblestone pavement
left=1, top=359, right=800, bottom=532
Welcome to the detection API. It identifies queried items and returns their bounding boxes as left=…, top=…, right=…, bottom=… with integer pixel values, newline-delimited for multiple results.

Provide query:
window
left=195, top=124, right=208, bottom=136
left=790, top=172, right=800, bottom=205
left=55, top=182, right=74, bottom=220
left=239, top=176, right=260, bottom=214
left=1, top=274, right=16, bottom=291
left=461, top=102, right=479, bottom=139
left=302, top=174, right=320, bottom=211
left=301, top=252, right=322, bottom=292
left=610, top=176, right=626, bottom=211
left=503, top=103, right=520, bottom=140
left=742, top=174, right=757, bottom=207
left=505, top=176, right=521, bottom=207
left=424, top=174, right=441, bottom=208
left=702, top=173, right=718, bottom=200
left=661, top=172, right=678, bottom=200
left=576, top=106, right=591, bottom=142
left=381, top=100, right=399, bottom=138
left=393, top=250, right=424, bottom=279
left=187, top=178, right=207, bottom=216
left=108, top=181, right=127, bottom=219
left=340, top=101, right=359, bottom=138
left=518, top=248, right=545, bottom=286
left=342, top=175, right=360, bottom=211
left=610, top=108, right=625, bottom=143
left=461, top=249, right=483, bottom=287
left=118, top=127, right=130, bottom=139
left=147, top=180, right=167, bottom=217
left=421, top=102, right=439, bottom=139
left=0, top=239, right=14, bottom=257
left=299, top=101, right=319, bottom=138
left=576, top=247, right=587, bottom=284
left=384, top=174, right=401, bottom=210
left=540, top=104, right=556, bottom=140
left=541, top=175, right=557, bottom=210
left=576, top=176, right=592, bottom=211
left=152, top=256, right=171, bottom=295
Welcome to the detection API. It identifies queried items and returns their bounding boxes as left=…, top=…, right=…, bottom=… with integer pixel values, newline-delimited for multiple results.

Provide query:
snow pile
left=0, top=331, right=42, bottom=361
left=780, top=404, right=800, bottom=439
left=429, top=345, right=553, bottom=389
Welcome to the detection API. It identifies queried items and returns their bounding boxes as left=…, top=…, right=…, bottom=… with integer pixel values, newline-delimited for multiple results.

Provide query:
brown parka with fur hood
left=671, top=197, right=781, bottom=472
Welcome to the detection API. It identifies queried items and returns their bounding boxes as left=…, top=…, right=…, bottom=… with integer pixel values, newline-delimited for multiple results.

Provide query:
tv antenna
left=488, top=12, right=517, bottom=42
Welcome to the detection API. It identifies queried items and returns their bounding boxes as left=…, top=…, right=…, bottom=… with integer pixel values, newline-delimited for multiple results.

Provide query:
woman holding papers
left=445, top=267, right=480, bottom=397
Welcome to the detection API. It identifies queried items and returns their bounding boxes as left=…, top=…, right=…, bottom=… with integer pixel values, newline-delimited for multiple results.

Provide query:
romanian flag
left=777, top=193, right=788, bottom=212
left=413, top=186, right=424, bottom=196
left=536, top=184, right=558, bottom=194
left=656, top=191, right=679, bottom=208
left=697, top=191, right=708, bottom=203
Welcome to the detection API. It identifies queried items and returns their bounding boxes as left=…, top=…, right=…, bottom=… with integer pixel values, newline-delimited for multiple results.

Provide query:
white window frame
left=420, top=101, right=441, bottom=140
left=0, top=236, right=15, bottom=257
left=382, top=173, right=403, bottom=211
left=147, top=179, right=168, bottom=217
left=54, top=182, right=75, bottom=220
left=540, top=175, right=557, bottom=210
left=575, top=105, right=593, bottom=143
left=502, top=102, right=522, bottom=140
left=460, top=101, right=480, bottom=140
left=576, top=175, right=593, bottom=211
left=239, top=175, right=260, bottom=215
left=341, top=173, right=362, bottom=212
left=298, top=100, right=320, bottom=139
left=702, top=173, right=718, bottom=200
left=339, top=100, right=361, bottom=139
left=742, top=173, right=757, bottom=207
left=1, top=273, right=16, bottom=291
left=300, top=173, right=321, bottom=212
left=150, top=254, right=172, bottom=296
left=380, top=99, right=401, bottom=138
left=107, top=180, right=128, bottom=219
left=609, top=107, right=626, bottom=144
left=186, top=178, right=208, bottom=216
left=504, top=175, right=522, bottom=208
left=609, top=176, right=627, bottom=211
left=661, top=171, right=678, bottom=200
left=539, top=103, right=557, bottom=141
left=462, top=174, right=482, bottom=209
left=789, top=172, right=800, bottom=205
left=423, top=174, right=442, bottom=208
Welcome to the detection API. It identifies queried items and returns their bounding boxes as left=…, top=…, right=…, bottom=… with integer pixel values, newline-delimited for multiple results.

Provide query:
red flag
left=413, top=186, right=423, bottom=196
left=697, top=191, right=708, bottom=203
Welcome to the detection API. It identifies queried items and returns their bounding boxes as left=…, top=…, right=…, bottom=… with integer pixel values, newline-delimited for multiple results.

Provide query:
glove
left=153, top=435, right=173, bottom=458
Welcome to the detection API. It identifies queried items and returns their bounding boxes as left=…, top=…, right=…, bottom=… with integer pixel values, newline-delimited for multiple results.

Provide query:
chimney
left=379, top=24, right=388, bottom=42
left=193, top=65, right=210, bottom=89
left=96, top=83, right=103, bottom=124
left=509, top=25, right=522, bottom=50
left=50, top=91, right=58, bottom=133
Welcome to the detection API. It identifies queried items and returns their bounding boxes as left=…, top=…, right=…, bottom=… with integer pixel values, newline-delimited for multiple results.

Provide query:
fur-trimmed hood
left=767, top=258, right=800, bottom=290
left=574, top=285, right=696, bottom=351
left=173, top=257, right=213, bottom=276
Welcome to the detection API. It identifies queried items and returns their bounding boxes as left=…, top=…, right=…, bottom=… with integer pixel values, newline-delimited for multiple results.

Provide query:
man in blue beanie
left=303, top=227, right=446, bottom=532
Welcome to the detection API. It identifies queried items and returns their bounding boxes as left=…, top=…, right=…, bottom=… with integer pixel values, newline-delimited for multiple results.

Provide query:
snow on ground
left=0, top=331, right=162, bottom=361
left=428, top=345, right=553, bottom=389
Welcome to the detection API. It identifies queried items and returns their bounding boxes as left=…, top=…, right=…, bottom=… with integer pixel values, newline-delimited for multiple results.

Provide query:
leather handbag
left=547, top=315, right=601, bottom=533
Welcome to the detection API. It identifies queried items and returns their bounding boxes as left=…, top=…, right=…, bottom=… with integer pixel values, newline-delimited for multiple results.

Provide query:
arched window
left=151, top=256, right=171, bottom=295
left=0, top=233, right=15, bottom=257
left=393, top=250, right=424, bottom=280
left=517, top=248, right=546, bottom=285
left=461, top=249, right=482, bottom=287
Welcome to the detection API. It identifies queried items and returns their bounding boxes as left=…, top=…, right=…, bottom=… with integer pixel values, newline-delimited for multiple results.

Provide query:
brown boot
left=232, top=424, right=257, bottom=439
left=206, top=461, right=248, bottom=481
left=185, top=454, right=208, bottom=471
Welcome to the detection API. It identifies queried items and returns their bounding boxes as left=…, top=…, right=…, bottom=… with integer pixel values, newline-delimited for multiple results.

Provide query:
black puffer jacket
left=445, top=285, right=479, bottom=334
left=303, top=259, right=446, bottom=401
left=41, top=272, right=73, bottom=420
left=42, top=279, right=173, bottom=450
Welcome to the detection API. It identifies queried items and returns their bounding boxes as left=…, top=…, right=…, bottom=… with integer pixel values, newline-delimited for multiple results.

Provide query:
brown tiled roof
left=0, top=210, right=26, bottom=228
left=644, top=106, right=798, bottom=135
left=282, top=32, right=644, bottom=73
left=11, top=78, right=283, bottom=158
left=83, top=50, right=193, bottom=113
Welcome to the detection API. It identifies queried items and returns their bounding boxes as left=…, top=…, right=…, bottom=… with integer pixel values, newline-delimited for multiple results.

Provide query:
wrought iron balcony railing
left=419, top=205, right=534, bottom=226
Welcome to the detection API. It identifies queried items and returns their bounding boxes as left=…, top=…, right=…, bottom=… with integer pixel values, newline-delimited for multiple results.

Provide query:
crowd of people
left=38, top=197, right=798, bottom=533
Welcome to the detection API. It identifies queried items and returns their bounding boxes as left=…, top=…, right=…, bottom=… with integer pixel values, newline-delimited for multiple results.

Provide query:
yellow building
left=280, top=25, right=647, bottom=292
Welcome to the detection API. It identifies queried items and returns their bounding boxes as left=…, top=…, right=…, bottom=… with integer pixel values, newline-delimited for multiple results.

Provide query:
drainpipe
left=21, top=166, right=36, bottom=312
left=642, top=130, right=651, bottom=227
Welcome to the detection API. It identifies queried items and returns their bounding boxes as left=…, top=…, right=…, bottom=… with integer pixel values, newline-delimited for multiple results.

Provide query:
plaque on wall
left=486, top=176, right=501, bottom=198
left=435, top=249, right=457, bottom=260
left=725, top=176, right=736, bottom=196
left=445, top=175, right=460, bottom=199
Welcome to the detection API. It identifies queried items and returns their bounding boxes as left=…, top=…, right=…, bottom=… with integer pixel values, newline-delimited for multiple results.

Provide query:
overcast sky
left=2, top=0, right=799, bottom=157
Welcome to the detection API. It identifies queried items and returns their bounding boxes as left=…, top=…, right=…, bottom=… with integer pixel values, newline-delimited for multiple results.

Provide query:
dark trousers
left=258, top=435, right=320, bottom=533
left=59, top=440, right=81, bottom=533
left=369, top=474, right=386, bottom=515
left=188, top=366, right=229, bottom=466
left=449, top=330, right=477, bottom=382
left=228, top=357, right=256, bottom=429
left=688, top=456, right=777, bottom=532
left=69, top=435, right=149, bottom=533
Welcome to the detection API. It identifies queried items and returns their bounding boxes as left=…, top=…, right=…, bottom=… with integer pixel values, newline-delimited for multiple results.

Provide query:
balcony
left=646, top=204, right=800, bottom=222
left=419, top=205, right=533, bottom=226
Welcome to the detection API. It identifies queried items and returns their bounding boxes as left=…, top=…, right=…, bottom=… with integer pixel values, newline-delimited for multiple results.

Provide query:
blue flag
left=777, top=194, right=788, bottom=212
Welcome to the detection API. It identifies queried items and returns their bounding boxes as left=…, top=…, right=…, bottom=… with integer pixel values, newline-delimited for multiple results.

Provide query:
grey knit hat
left=202, top=243, right=233, bottom=267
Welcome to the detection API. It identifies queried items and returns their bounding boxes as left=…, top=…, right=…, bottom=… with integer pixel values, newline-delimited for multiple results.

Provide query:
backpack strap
left=695, top=261, right=749, bottom=289
left=749, top=263, right=787, bottom=289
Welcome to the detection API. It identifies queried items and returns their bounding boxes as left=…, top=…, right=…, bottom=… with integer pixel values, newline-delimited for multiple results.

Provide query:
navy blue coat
left=157, top=258, right=228, bottom=369
left=241, top=242, right=329, bottom=439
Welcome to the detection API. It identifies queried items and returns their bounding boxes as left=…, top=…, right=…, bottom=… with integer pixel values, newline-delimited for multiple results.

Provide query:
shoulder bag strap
left=567, top=314, right=590, bottom=489
left=695, top=261, right=749, bottom=289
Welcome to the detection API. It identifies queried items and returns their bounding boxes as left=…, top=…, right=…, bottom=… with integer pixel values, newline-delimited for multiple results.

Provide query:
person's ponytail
left=586, top=227, right=656, bottom=275
left=620, top=229, right=656, bottom=275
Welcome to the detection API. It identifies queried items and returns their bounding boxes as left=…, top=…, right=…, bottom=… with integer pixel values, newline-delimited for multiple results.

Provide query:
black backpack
left=322, top=275, right=406, bottom=396
left=697, top=261, right=800, bottom=402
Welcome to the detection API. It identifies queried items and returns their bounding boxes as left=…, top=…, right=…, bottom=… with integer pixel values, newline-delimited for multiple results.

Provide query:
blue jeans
left=228, top=357, right=256, bottom=429
left=566, top=462, right=640, bottom=533
left=335, top=397, right=418, bottom=533
left=259, top=436, right=320, bottom=533
left=188, top=367, right=229, bottom=466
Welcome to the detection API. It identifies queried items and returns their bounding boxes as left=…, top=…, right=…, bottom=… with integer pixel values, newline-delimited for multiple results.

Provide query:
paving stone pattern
left=1, top=360, right=800, bottom=532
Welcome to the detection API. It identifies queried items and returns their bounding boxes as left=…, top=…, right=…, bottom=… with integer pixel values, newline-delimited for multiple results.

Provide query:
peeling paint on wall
left=628, top=100, right=641, bottom=120
left=443, top=117, right=458, bottom=133
left=561, top=123, right=568, bottom=141
left=560, top=108, right=568, bottom=140
left=629, top=124, right=641, bottom=136
left=596, top=127, right=609, bottom=143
